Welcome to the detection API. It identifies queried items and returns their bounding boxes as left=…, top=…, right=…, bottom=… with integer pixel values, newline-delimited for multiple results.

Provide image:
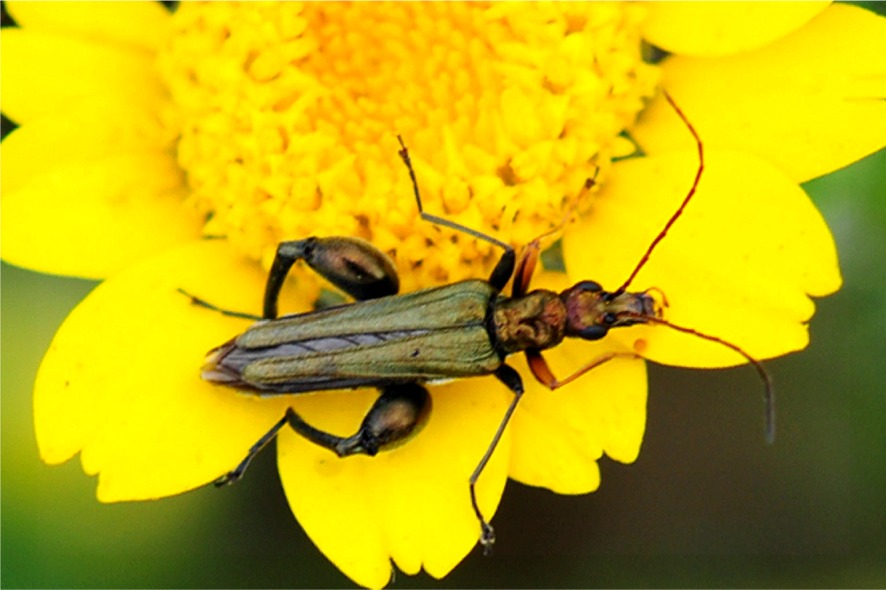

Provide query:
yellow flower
left=2, top=2, right=883, bottom=588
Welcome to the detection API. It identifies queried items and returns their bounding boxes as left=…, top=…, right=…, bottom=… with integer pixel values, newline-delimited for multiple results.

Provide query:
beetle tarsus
left=213, top=471, right=240, bottom=487
left=470, top=481, right=496, bottom=554
left=480, top=523, right=496, bottom=555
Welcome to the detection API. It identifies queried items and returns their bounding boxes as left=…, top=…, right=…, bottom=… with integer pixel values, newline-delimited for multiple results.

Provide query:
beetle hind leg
left=264, top=237, right=401, bottom=319
left=216, top=384, right=431, bottom=485
left=214, top=414, right=289, bottom=486
left=286, top=383, right=431, bottom=457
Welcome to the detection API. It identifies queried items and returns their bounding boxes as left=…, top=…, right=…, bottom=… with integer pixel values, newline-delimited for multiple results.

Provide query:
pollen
left=157, top=3, right=659, bottom=294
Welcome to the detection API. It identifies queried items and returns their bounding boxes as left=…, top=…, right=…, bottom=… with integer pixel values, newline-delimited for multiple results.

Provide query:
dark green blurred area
left=3, top=6, right=886, bottom=590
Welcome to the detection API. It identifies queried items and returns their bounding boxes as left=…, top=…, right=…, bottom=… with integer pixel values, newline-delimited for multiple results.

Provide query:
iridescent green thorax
left=492, top=290, right=568, bottom=354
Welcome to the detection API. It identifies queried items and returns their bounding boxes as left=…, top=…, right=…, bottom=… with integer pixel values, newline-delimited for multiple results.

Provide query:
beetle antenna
left=633, top=313, right=775, bottom=444
left=614, top=92, right=704, bottom=296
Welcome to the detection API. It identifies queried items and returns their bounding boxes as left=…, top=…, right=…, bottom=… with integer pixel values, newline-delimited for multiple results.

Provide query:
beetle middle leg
left=397, top=136, right=516, bottom=291
left=177, top=288, right=262, bottom=321
left=215, top=383, right=431, bottom=486
left=397, top=138, right=560, bottom=549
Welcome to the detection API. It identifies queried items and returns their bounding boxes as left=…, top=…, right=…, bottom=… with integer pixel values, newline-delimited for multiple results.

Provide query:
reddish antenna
left=635, top=314, right=775, bottom=444
left=617, top=92, right=775, bottom=443
left=614, top=92, right=704, bottom=296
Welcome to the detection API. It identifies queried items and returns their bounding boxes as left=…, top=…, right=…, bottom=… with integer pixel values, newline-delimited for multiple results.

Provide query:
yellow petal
left=34, top=240, right=295, bottom=501
left=1, top=153, right=200, bottom=279
left=6, top=1, right=170, bottom=52
left=642, top=1, right=830, bottom=57
left=2, top=94, right=174, bottom=197
left=562, top=149, right=841, bottom=368
left=278, top=379, right=511, bottom=588
left=634, top=4, right=886, bottom=183
left=501, top=270, right=647, bottom=493
left=1, top=28, right=165, bottom=124
left=509, top=343, right=647, bottom=493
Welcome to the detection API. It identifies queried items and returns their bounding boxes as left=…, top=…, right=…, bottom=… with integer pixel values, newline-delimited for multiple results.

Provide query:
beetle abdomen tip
left=201, top=341, right=245, bottom=385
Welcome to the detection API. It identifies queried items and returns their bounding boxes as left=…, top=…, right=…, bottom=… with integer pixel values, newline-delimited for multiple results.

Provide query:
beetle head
left=560, top=281, right=659, bottom=341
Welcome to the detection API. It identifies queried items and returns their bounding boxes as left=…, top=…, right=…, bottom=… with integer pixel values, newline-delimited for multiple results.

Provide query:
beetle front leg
left=526, top=349, right=640, bottom=390
left=470, top=363, right=525, bottom=553
left=264, top=237, right=401, bottom=319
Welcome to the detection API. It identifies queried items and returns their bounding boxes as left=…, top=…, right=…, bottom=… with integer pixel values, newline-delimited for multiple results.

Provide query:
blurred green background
left=3, top=5, right=885, bottom=590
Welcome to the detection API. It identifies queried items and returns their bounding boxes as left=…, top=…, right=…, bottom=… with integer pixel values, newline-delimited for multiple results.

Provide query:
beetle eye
left=574, top=280, right=602, bottom=293
left=602, top=312, right=617, bottom=325
left=578, top=325, right=608, bottom=341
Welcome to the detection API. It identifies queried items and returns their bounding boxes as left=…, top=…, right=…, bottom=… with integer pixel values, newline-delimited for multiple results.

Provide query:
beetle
left=196, top=93, right=773, bottom=551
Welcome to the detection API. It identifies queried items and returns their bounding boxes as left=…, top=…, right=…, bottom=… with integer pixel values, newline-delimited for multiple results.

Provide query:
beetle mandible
left=197, top=93, right=773, bottom=551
